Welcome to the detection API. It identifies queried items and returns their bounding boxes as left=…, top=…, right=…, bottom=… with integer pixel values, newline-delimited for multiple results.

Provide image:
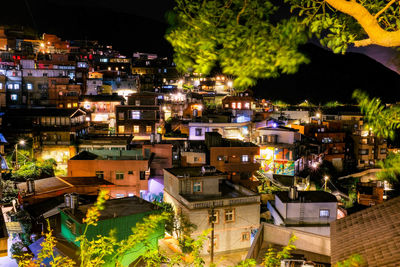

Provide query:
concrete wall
left=285, top=202, right=337, bottom=222
left=258, top=129, right=300, bottom=144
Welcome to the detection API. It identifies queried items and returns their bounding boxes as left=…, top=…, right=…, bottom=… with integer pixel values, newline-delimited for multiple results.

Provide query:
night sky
left=2, top=0, right=400, bottom=104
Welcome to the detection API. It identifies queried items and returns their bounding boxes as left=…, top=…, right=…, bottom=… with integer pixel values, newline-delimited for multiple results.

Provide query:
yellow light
left=19, top=140, right=26, bottom=146
left=40, top=43, right=45, bottom=48
left=316, top=113, right=321, bottom=118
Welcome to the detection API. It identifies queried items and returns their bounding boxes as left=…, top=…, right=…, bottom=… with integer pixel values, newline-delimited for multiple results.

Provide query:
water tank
left=156, top=133, right=162, bottom=143
left=70, top=193, right=79, bottom=210
left=266, top=135, right=277, bottom=143
left=288, top=186, right=298, bottom=200
left=64, top=194, right=71, bottom=208
left=150, top=133, right=156, bottom=143
left=26, top=178, right=35, bottom=194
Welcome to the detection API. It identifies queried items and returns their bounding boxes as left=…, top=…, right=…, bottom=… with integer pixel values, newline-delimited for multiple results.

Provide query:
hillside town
left=0, top=25, right=399, bottom=266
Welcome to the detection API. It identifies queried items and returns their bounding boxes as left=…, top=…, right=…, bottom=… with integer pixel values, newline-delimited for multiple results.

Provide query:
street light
left=15, top=139, right=26, bottom=170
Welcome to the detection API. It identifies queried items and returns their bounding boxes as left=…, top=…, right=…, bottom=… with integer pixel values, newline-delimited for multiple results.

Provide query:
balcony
left=179, top=194, right=260, bottom=209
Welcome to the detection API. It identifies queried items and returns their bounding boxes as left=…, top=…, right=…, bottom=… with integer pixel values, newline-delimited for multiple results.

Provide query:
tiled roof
left=330, top=196, right=400, bottom=266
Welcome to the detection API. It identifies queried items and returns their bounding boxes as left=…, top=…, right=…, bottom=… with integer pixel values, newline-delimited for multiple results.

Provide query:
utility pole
left=15, top=143, right=18, bottom=170
left=209, top=203, right=215, bottom=264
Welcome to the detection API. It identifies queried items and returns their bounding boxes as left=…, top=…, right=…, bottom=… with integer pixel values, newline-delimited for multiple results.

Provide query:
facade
left=116, top=92, right=159, bottom=138
left=163, top=167, right=260, bottom=254
left=255, top=126, right=301, bottom=177
left=60, top=197, right=164, bottom=266
left=188, top=121, right=252, bottom=141
left=357, top=181, right=384, bottom=206
left=268, top=188, right=337, bottom=236
left=352, top=127, right=387, bottom=168
left=80, top=94, right=124, bottom=124
left=221, top=95, right=254, bottom=123
left=67, top=150, right=149, bottom=198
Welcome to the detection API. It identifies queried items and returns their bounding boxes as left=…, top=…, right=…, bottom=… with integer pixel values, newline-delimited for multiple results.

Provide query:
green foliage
left=353, top=90, right=400, bottom=139
left=335, top=254, right=364, bottom=267
left=263, top=234, right=297, bottom=267
left=166, top=0, right=309, bottom=89
left=324, top=101, right=342, bottom=108
left=273, top=100, right=289, bottom=108
left=12, top=158, right=56, bottom=181
left=0, top=179, right=18, bottom=204
left=377, top=152, right=400, bottom=183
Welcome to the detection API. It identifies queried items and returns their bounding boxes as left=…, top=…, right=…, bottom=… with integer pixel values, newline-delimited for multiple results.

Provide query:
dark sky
left=2, top=0, right=400, bottom=103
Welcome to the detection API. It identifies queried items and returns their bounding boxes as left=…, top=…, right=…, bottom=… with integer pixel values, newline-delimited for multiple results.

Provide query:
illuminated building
left=115, top=92, right=160, bottom=139
left=255, top=126, right=302, bottom=178
left=48, top=77, right=81, bottom=108
left=188, top=121, right=252, bottom=141
left=222, top=94, right=254, bottom=123
left=80, top=94, right=125, bottom=124
left=164, top=166, right=260, bottom=254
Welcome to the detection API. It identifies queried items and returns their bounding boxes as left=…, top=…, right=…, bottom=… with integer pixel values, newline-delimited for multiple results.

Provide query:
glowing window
left=11, top=94, right=17, bottom=101
left=237, top=102, right=242, bottom=109
left=320, top=209, right=330, bottom=217
left=146, top=126, right=152, bottom=133
left=134, top=125, right=140, bottom=133
left=67, top=103, right=72, bottom=108
left=131, top=111, right=141, bottom=120
left=27, top=83, right=33, bottom=90
left=118, top=125, right=125, bottom=133
left=244, top=102, right=250, bottom=109
left=232, top=102, right=236, bottom=109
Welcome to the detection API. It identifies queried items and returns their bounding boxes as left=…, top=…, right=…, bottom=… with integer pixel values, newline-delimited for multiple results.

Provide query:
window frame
left=241, top=155, right=249, bottom=162
left=208, top=210, right=219, bottom=224
left=241, top=232, right=250, bottom=241
left=116, top=172, right=124, bottom=180
left=193, top=181, right=202, bottom=193
left=319, top=209, right=330, bottom=218
left=95, top=171, right=104, bottom=179
left=224, top=208, right=235, bottom=223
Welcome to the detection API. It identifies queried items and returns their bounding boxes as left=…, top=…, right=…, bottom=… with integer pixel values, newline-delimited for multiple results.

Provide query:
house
left=68, top=150, right=149, bottom=198
left=330, top=196, right=400, bottom=266
left=80, top=94, right=125, bottom=124
left=255, top=126, right=301, bottom=178
left=352, top=126, right=387, bottom=168
left=59, top=196, right=164, bottom=266
left=188, top=121, right=252, bottom=141
left=267, top=187, right=337, bottom=236
left=221, top=95, right=254, bottom=123
left=163, top=166, right=260, bottom=254
left=357, top=181, right=384, bottom=206
left=116, top=92, right=160, bottom=138
left=77, top=134, right=133, bottom=152
left=206, top=132, right=260, bottom=190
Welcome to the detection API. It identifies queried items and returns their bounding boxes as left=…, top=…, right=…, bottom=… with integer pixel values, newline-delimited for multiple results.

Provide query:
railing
left=180, top=195, right=260, bottom=209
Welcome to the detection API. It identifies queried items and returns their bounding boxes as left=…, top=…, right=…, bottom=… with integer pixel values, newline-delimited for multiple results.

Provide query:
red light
left=13, top=56, right=16, bottom=60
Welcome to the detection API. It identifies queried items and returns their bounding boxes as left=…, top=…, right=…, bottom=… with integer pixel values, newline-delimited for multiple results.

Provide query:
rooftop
left=70, top=150, right=147, bottom=160
left=61, top=196, right=160, bottom=223
left=331, top=196, right=400, bottom=266
left=165, top=166, right=226, bottom=178
left=277, top=191, right=337, bottom=203
left=3, top=108, right=86, bottom=118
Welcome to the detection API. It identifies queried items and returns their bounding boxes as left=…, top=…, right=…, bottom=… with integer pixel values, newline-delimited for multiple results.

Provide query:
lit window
left=224, top=104, right=229, bottom=108
left=146, top=126, right=152, bottom=133
left=7, top=84, right=12, bottom=89
left=131, top=111, right=141, bottom=120
left=135, top=100, right=140, bottom=106
left=128, top=193, right=134, bottom=197
left=193, top=181, right=202, bottom=192
left=241, top=232, right=250, bottom=241
left=319, top=209, right=330, bottom=217
left=208, top=211, right=219, bottom=224
left=224, top=209, right=235, bottom=222
left=11, top=94, right=17, bottom=101
left=244, top=102, right=250, bottom=109
left=232, top=102, right=236, bottom=109
left=118, top=125, right=125, bottom=133
left=67, top=103, right=72, bottom=108
left=116, top=172, right=124, bottom=180
left=0, top=83, right=3, bottom=89
left=237, top=102, right=242, bottom=109
left=242, top=155, right=249, bottom=162
left=217, top=155, right=224, bottom=161
left=73, top=103, right=78, bottom=107
left=14, top=84, right=20, bottom=89
left=95, top=171, right=104, bottom=179
left=134, top=125, right=140, bottom=133
left=59, top=91, right=63, bottom=96
left=26, top=83, right=33, bottom=90
left=116, top=193, right=125, bottom=198
left=195, top=128, right=202, bottom=136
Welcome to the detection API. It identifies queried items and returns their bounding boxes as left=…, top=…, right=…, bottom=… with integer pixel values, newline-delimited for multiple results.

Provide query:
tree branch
left=325, top=0, right=400, bottom=47
left=375, top=0, right=397, bottom=19
left=237, top=0, right=247, bottom=24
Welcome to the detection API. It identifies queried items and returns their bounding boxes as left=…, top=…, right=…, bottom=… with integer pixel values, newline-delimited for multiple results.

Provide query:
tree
left=166, top=0, right=400, bottom=89
left=11, top=158, right=56, bottom=181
